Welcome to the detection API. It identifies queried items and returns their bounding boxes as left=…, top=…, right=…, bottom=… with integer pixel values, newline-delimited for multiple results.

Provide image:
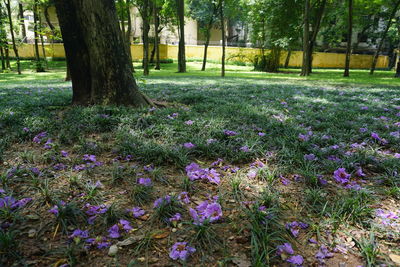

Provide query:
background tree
left=344, top=0, right=353, bottom=77
left=177, top=0, right=186, bottom=72
left=4, top=0, right=21, bottom=74
left=370, top=0, right=400, bottom=74
left=188, top=0, right=219, bottom=71
left=301, top=0, right=311, bottom=76
left=33, top=0, right=45, bottom=72
left=54, top=0, right=152, bottom=106
left=18, top=1, right=27, bottom=43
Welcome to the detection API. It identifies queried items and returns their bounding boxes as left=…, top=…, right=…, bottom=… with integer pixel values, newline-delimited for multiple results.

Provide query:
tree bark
left=370, top=0, right=400, bottom=75
left=142, top=0, right=150, bottom=76
left=5, top=47, right=11, bottom=69
left=54, top=0, right=152, bottom=107
left=38, top=6, right=48, bottom=69
left=0, top=46, right=5, bottom=71
left=153, top=2, right=160, bottom=70
left=5, top=0, right=21, bottom=74
left=220, top=0, right=225, bottom=77
left=124, top=0, right=134, bottom=71
left=44, top=6, right=56, bottom=42
left=301, top=0, right=310, bottom=76
left=284, top=49, right=292, bottom=68
left=33, top=0, right=45, bottom=72
left=308, top=0, right=327, bottom=73
left=344, top=0, right=353, bottom=77
left=18, top=3, right=27, bottom=43
left=65, top=61, right=71, bottom=81
left=177, top=0, right=186, bottom=72
left=202, top=21, right=213, bottom=71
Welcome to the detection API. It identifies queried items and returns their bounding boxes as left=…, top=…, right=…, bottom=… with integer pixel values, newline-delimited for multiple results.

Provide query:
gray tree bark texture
left=177, top=0, right=186, bottom=73
left=301, top=0, right=310, bottom=76
left=54, top=0, right=151, bottom=107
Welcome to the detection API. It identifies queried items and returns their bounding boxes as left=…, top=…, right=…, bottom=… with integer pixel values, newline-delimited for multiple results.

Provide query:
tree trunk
left=396, top=57, right=400, bottom=77
left=202, top=22, right=213, bottom=71
left=301, top=0, right=310, bottom=76
left=370, top=0, right=400, bottom=75
left=18, top=3, right=27, bottom=43
left=308, top=0, right=327, bottom=73
left=5, top=0, right=21, bottom=74
left=65, top=61, right=71, bottom=81
left=0, top=46, right=5, bottom=71
left=153, top=2, right=160, bottom=70
left=142, top=0, right=150, bottom=76
left=177, top=0, right=186, bottom=73
left=344, top=0, right=353, bottom=77
left=124, top=0, right=134, bottom=72
left=220, top=0, right=225, bottom=77
left=54, top=0, right=152, bottom=107
left=150, top=41, right=156, bottom=63
left=44, top=6, right=55, bottom=42
left=5, top=47, right=11, bottom=69
left=38, top=6, right=48, bottom=69
left=284, top=49, right=292, bottom=68
left=33, top=0, right=45, bottom=72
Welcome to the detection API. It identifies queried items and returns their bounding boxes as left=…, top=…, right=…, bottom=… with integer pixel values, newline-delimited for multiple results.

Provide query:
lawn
left=0, top=60, right=399, bottom=266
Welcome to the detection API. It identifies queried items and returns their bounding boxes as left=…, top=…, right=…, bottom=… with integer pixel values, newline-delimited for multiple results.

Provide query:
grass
left=0, top=60, right=399, bottom=266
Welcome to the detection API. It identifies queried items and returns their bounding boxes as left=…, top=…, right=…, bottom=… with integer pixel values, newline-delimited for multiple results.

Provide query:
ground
left=0, top=61, right=399, bottom=267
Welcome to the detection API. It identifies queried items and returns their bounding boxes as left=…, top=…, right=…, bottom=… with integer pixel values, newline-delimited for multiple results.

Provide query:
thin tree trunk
left=154, top=8, right=161, bottom=70
left=344, top=0, right=353, bottom=77
left=5, top=47, right=11, bottom=69
left=301, top=0, right=310, bottom=76
left=125, top=0, right=134, bottom=72
left=201, top=22, right=213, bottom=71
left=54, top=0, right=152, bottom=106
left=118, top=0, right=126, bottom=33
left=284, top=49, right=292, bottom=68
left=18, top=3, right=27, bottom=43
left=44, top=6, right=55, bottom=43
left=150, top=41, right=156, bottom=63
left=177, top=0, right=186, bottom=72
left=396, top=56, right=400, bottom=77
left=38, top=7, right=48, bottom=69
left=370, top=0, right=400, bottom=75
left=220, top=0, right=225, bottom=77
left=154, top=2, right=160, bottom=70
left=142, top=0, right=150, bottom=76
left=0, top=46, right=5, bottom=71
left=5, top=0, right=21, bottom=74
left=308, top=0, right=327, bottom=73
left=33, top=0, right=45, bottom=72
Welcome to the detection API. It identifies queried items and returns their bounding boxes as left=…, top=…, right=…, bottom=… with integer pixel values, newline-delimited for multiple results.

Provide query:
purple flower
left=33, top=132, right=47, bottom=143
left=395, top=153, right=400, bottom=158
left=287, top=255, right=304, bottom=266
left=119, top=219, right=133, bottom=232
left=206, top=138, right=217, bottom=144
left=127, top=207, right=145, bottom=218
left=390, top=131, right=400, bottom=138
left=247, top=169, right=257, bottom=179
left=143, top=165, right=154, bottom=172
left=327, top=155, right=341, bottom=162
left=316, top=245, right=334, bottom=263
left=178, top=192, right=190, bottom=204
left=304, top=154, right=317, bottom=161
left=43, top=139, right=53, bottom=149
left=61, top=150, right=69, bottom=157
left=240, top=146, right=250, bottom=152
left=169, top=213, right=182, bottom=223
left=23, top=127, right=30, bottom=132
left=224, top=130, right=238, bottom=136
left=54, top=163, right=66, bottom=171
left=69, top=229, right=89, bottom=239
left=280, top=176, right=290, bottom=186
left=206, top=169, right=221, bottom=184
left=185, top=120, right=194, bottom=125
left=371, top=132, right=388, bottom=145
left=169, top=242, right=196, bottom=261
left=361, top=106, right=369, bottom=110
left=356, top=168, right=366, bottom=177
left=183, top=142, right=196, bottom=149
left=276, top=243, right=294, bottom=255
left=49, top=205, right=59, bottom=216
left=203, top=203, right=223, bottom=222
left=333, top=168, right=351, bottom=184
left=258, top=132, right=266, bottom=136
left=108, top=224, right=120, bottom=239
left=359, top=127, right=368, bottom=133
left=97, top=242, right=111, bottom=249
left=286, top=221, right=308, bottom=238
left=83, top=154, right=97, bottom=162
left=138, top=178, right=152, bottom=187
left=153, top=195, right=172, bottom=208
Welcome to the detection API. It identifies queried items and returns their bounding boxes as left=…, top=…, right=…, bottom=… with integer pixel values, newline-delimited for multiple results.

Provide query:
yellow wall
left=9, top=44, right=389, bottom=69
